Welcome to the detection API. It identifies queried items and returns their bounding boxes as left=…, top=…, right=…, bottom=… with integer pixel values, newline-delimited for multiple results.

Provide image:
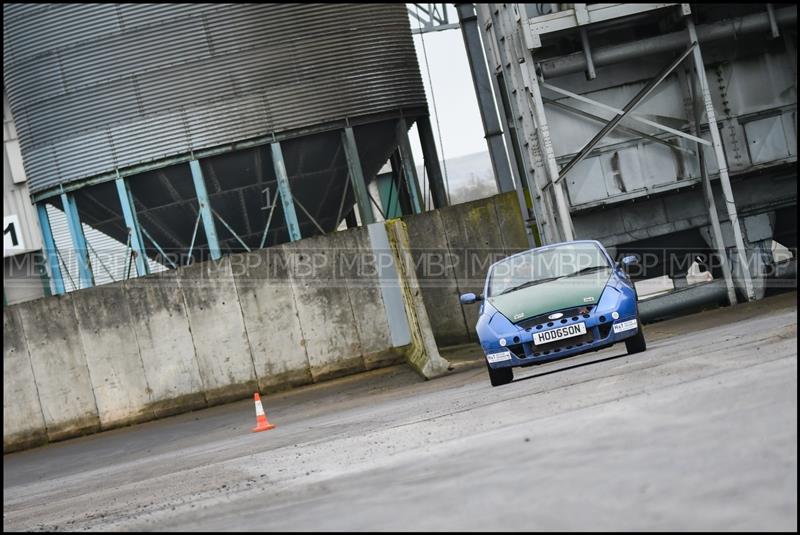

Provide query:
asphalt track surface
left=3, top=292, right=797, bottom=531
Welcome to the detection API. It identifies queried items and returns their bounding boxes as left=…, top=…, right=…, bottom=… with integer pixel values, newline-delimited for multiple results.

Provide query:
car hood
left=488, top=269, right=612, bottom=323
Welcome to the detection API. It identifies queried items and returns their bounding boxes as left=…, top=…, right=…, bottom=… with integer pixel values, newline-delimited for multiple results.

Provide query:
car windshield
left=487, top=242, right=611, bottom=297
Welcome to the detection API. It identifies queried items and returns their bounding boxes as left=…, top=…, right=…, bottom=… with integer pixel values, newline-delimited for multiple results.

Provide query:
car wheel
left=625, top=322, right=647, bottom=354
left=487, top=363, right=513, bottom=387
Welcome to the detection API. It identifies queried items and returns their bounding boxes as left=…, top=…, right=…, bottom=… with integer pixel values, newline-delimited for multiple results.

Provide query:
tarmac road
left=3, top=291, right=797, bottom=531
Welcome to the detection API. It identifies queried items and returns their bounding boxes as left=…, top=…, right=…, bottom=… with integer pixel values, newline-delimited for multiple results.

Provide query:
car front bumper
left=484, top=313, right=640, bottom=369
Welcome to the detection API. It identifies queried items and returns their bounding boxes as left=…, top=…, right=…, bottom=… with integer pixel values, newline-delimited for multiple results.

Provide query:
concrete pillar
left=35, top=203, right=65, bottom=295
left=415, top=115, right=449, bottom=209
left=189, top=159, right=222, bottom=259
left=384, top=219, right=451, bottom=379
left=60, top=192, right=93, bottom=289
left=115, top=177, right=149, bottom=277
left=456, top=2, right=515, bottom=194
left=342, top=126, right=375, bottom=225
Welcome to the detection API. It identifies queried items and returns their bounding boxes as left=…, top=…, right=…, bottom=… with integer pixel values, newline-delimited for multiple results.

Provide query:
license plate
left=613, top=319, right=638, bottom=333
left=533, top=322, right=587, bottom=345
left=486, top=350, right=512, bottom=363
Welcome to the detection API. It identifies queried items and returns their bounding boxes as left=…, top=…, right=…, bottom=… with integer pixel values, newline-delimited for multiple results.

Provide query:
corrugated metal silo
left=3, top=3, right=441, bottom=269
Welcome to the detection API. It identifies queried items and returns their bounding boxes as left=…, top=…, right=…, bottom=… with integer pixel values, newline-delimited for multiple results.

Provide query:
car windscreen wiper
left=559, top=265, right=610, bottom=278
left=497, top=276, right=561, bottom=295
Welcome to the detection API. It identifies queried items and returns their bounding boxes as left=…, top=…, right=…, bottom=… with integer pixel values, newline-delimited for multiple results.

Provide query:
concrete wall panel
left=71, top=285, right=153, bottom=428
left=285, top=232, right=365, bottom=381
left=177, top=257, right=257, bottom=404
left=124, top=272, right=206, bottom=416
left=339, top=226, right=401, bottom=370
left=231, top=247, right=312, bottom=392
left=403, top=209, right=469, bottom=346
left=493, top=191, right=529, bottom=255
left=16, top=295, right=100, bottom=441
left=3, top=307, right=47, bottom=452
left=438, top=197, right=508, bottom=339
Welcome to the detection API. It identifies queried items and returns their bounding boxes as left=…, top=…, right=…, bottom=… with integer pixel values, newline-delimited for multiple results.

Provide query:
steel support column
left=115, top=176, right=149, bottom=277
left=396, top=117, right=424, bottom=214
left=415, top=115, right=450, bottom=209
left=60, top=192, right=94, bottom=289
left=270, top=142, right=302, bottom=242
left=35, top=203, right=65, bottom=295
left=456, top=2, right=515, bottom=194
left=490, top=66, right=539, bottom=247
left=496, top=5, right=574, bottom=241
left=686, top=72, right=737, bottom=307
left=342, top=126, right=375, bottom=225
left=189, top=159, right=223, bottom=259
left=481, top=4, right=552, bottom=245
left=687, top=17, right=754, bottom=301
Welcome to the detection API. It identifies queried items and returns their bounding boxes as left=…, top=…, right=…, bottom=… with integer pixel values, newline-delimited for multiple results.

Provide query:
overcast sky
left=406, top=6, right=488, bottom=164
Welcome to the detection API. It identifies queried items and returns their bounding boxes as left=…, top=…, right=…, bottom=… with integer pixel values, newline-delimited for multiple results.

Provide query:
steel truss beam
left=115, top=176, right=149, bottom=277
left=60, top=192, right=94, bottom=289
left=35, top=203, right=66, bottom=295
left=342, top=126, right=375, bottom=225
left=409, top=4, right=459, bottom=34
left=270, top=142, right=302, bottom=242
left=554, top=43, right=698, bottom=184
left=540, top=81, right=710, bottom=148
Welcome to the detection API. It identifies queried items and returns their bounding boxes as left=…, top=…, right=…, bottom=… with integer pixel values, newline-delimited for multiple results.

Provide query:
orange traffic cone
left=252, top=392, right=275, bottom=432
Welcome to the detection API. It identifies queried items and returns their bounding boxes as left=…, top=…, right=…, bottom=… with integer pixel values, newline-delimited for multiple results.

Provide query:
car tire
left=487, top=363, right=513, bottom=387
left=625, top=322, right=647, bottom=354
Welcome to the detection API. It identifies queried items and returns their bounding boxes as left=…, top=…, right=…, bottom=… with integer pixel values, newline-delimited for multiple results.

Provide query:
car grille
left=516, top=305, right=595, bottom=331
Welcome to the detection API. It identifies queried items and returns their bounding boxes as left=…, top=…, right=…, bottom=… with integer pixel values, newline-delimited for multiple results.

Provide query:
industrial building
left=2, top=3, right=797, bottom=306
left=463, top=3, right=796, bottom=307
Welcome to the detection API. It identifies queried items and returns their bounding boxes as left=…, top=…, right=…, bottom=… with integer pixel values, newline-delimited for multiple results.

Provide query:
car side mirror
left=460, top=292, right=483, bottom=305
left=620, top=255, right=639, bottom=271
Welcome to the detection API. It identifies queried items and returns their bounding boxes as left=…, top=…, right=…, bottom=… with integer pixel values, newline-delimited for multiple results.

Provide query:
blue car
left=460, top=240, right=646, bottom=387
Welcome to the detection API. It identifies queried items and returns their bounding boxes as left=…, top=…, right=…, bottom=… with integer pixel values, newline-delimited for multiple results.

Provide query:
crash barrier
left=4, top=209, right=468, bottom=453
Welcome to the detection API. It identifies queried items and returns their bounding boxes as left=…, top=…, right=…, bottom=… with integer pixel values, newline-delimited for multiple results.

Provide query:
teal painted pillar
left=416, top=115, right=449, bottom=209
left=60, top=192, right=94, bottom=289
left=342, top=126, right=375, bottom=225
left=396, top=117, right=423, bottom=214
left=115, top=177, right=149, bottom=277
left=35, top=203, right=65, bottom=295
left=270, top=142, right=302, bottom=242
left=189, top=159, right=222, bottom=260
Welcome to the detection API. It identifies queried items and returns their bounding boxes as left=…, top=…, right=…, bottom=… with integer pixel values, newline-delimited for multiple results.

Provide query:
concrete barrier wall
left=3, top=307, right=48, bottom=451
left=177, top=258, right=258, bottom=405
left=16, top=295, right=100, bottom=442
left=124, top=271, right=207, bottom=418
left=72, top=285, right=153, bottom=427
left=232, top=246, right=313, bottom=392
left=3, top=193, right=519, bottom=452
left=403, top=191, right=529, bottom=345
